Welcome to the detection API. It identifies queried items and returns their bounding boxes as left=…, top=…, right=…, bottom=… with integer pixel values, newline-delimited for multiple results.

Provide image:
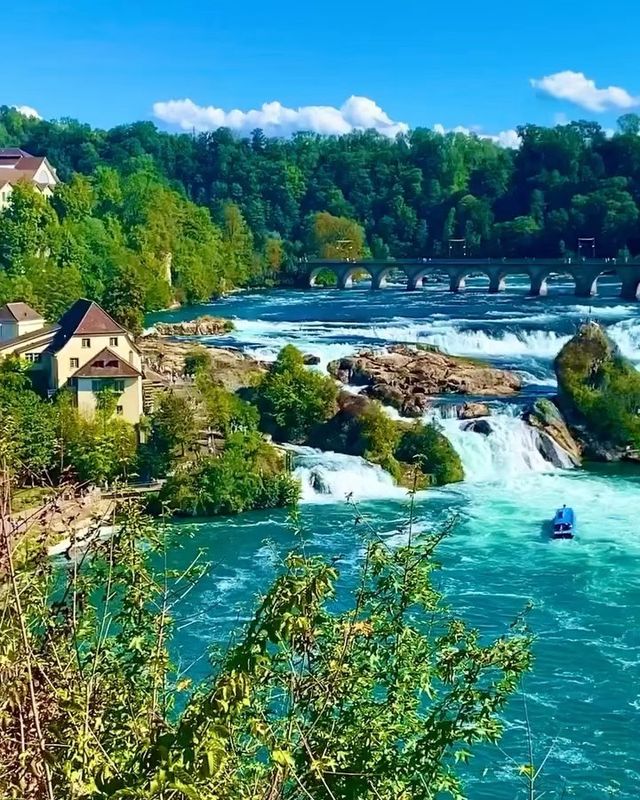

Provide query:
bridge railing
left=300, top=257, right=635, bottom=266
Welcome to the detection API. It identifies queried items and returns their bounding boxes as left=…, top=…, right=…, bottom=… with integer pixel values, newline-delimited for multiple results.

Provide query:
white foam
left=435, top=413, right=559, bottom=483
left=287, top=445, right=407, bottom=504
left=608, top=318, right=640, bottom=364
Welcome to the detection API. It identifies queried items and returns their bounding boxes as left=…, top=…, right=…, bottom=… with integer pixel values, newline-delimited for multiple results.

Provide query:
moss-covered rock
left=396, top=422, right=465, bottom=485
left=554, top=322, right=640, bottom=459
left=309, top=392, right=464, bottom=487
left=522, top=398, right=582, bottom=466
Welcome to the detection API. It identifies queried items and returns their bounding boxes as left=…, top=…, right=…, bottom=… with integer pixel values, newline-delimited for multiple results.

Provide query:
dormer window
left=81, top=338, right=90, bottom=348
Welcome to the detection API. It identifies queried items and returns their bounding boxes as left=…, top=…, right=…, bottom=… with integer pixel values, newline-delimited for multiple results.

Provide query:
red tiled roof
left=0, top=302, right=43, bottom=322
left=72, top=347, right=141, bottom=379
left=57, top=299, right=126, bottom=337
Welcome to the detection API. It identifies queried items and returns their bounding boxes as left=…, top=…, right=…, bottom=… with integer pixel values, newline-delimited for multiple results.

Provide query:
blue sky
left=7, top=0, right=640, bottom=140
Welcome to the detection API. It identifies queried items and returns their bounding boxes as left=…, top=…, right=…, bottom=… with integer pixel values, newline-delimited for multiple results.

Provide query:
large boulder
left=457, top=402, right=491, bottom=420
left=461, top=418, right=493, bottom=436
left=307, top=391, right=370, bottom=455
left=328, top=345, right=521, bottom=417
left=522, top=398, right=582, bottom=467
left=554, top=322, right=640, bottom=461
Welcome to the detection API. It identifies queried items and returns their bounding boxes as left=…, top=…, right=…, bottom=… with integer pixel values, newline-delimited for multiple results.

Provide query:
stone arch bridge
left=303, top=258, right=640, bottom=300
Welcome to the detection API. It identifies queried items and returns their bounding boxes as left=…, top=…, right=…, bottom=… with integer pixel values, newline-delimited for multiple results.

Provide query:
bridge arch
left=452, top=270, right=498, bottom=293
left=308, top=266, right=338, bottom=288
left=619, top=273, right=640, bottom=300
left=371, top=266, right=408, bottom=290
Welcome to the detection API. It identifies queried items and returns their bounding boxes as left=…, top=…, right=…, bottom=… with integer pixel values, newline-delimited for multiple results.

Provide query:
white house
left=0, top=299, right=144, bottom=425
left=0, top=148, right=59, bottom=210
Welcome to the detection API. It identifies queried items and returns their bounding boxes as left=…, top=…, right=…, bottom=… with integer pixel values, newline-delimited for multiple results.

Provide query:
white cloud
left=152, top=95, right=409, bottom=138
left=12, top=105, right=41, bottom=119
left=433, top=123, right=521, bottom=149
left=530, top=70, right=639, bottom=112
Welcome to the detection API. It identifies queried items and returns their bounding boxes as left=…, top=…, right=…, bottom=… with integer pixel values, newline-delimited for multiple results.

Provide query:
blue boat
left=552, top=505, right=575, bottom=539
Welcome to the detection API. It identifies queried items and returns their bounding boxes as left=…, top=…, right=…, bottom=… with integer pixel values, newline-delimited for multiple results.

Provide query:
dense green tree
left=0, top=184, right=57, bottom=276
left=101, top=265, right=146, bottom=334
left=158, top=430, right=298, bottom=516
left=3, top=106, right=640, bottom=294
left=309, top=211, right=366, bottom=259
left=255, top=345, right=338, bottom=442
left=144, top=391, right=198, bottom=472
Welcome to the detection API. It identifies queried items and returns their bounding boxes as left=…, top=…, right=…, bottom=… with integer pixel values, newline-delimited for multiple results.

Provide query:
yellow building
left=0, top=299, right=144, bottom=425
left=0, top=148, right=59, bottom=210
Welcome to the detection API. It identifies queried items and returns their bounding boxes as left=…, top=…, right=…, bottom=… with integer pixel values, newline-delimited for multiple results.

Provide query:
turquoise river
left=150, top=276, right=640, bottom=799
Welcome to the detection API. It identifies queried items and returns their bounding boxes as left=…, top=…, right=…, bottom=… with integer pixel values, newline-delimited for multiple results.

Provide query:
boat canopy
left=554, top=507, right=575, bottom=524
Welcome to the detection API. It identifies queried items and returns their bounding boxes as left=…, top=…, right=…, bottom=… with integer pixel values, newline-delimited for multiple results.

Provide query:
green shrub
left=184, top=349, right=210, bottom=376
left=158, top=431, right=299, bottom=516
left=396, top=421, right=465, bottom=485
left=255, top=345, right=338, bottom=443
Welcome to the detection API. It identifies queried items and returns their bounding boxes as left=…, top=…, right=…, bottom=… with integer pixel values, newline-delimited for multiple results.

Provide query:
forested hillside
left=2, top=106, right=640, bottom=319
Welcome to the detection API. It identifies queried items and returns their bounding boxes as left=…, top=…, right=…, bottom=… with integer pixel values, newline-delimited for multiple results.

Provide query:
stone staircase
left=142, top=378, right=165, bottom=414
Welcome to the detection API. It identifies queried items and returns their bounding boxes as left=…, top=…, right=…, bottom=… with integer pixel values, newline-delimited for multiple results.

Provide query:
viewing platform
left=300, top=258, right=640, bottom=300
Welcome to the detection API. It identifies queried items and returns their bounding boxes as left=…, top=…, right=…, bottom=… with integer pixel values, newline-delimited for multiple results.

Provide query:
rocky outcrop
left=153, top=316, right=235, bottom=337
left=457, top=402, right=491, bottom=420
left=554, top=322, right=640, bottom=462
left=522, top=398, right=582, bottom=467
left=461, top=419, right=493, bottom=436
left=307, top=392, right=369, bottom=455
left=138, top=336, right=266, bottom=392
left=328, top=345, right=521, bottom=417
left=302, top=353, right=321, bottom=366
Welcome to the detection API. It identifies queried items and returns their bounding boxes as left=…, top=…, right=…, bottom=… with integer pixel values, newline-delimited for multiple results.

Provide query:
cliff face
left=554, top=323, right=640, bottom=461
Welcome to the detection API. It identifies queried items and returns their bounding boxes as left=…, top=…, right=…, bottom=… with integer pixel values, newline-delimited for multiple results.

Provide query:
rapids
left=151, top=283, right=640, bottom=799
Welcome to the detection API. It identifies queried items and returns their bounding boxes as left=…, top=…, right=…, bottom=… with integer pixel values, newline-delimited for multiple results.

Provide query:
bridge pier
left=528, top=274, right=548, bottom=297
left=621, top=277, right=640, bottom=300
left=337, top=271, right=353, bottom=289
left=449, top=274, right=465, bottom=293
left=573, top=272, right=598, bottom=298
left=370, top=268, right=388, bottom=290
left=488, top=273, right=506, bottom=293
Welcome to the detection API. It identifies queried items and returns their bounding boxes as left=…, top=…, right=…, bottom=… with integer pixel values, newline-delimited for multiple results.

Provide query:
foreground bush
left=0, top=502, right=531, bottom=799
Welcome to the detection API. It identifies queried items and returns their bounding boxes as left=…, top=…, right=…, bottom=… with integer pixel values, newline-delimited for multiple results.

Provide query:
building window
left=25, top=353, right=41, bottom=363
left=81, top=338, right=91, bottom=348
left=91, top=379, right=125, bottom=394
left=116, top=405, right=123, bottom=415
left=70, top=357, right=79, bottom=369
left=109, top=337, right=119, bottom=347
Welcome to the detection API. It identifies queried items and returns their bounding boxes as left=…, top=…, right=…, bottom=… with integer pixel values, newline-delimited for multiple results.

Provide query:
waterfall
left=288, top=445, right=407, bottom=503
left=436, top=412, right=562, bottom=483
